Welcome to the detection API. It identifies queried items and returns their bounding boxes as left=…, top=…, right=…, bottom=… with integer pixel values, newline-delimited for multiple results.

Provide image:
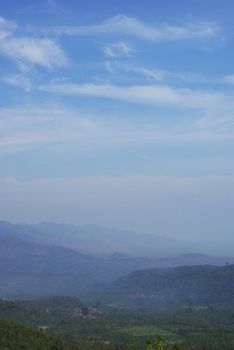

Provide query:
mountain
left=28, top=222, right=191, bottom=258
left=2, top=220, right=234, bottom=262
left=87, top=265, right=234, bottom=308
left=1, top=220, right=233, bottom=266
left=0, top=234, right=99, bottom=298
left=1, top=220, right=234, bottom=299
left=0, top=222, right=173, bottom=299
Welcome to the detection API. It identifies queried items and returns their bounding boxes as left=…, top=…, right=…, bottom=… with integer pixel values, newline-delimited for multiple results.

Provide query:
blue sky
left=0, top=0, right=234, bottom=249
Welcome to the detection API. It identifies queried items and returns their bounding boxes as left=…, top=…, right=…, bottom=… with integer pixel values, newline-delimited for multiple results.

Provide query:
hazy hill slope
left=0, top=235, right=101, bottom=298
left=29, top=222, right=191, bottom=257
left=1, top=220, right=234, bottom=299
left=1, top=220, right=234, bottom=265
left=87, top=265, right=234, bottom=308
left=0, top=228, right=173, bottom=299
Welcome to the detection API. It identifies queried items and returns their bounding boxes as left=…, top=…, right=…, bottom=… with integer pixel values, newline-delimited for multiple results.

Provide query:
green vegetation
left=116, top=325, right=177, bottom=338
left=0, top=319, right=78, bottom=350
left=1, top=297, right=234, bottom=349
left=88, top=265, right=234, bottom=309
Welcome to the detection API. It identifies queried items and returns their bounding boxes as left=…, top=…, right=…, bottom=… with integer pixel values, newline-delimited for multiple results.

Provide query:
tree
left=146, top=337, right=181, bottom=350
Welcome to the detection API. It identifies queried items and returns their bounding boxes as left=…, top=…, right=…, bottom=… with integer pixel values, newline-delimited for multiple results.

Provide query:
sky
left=0, top=0, right=234, bottom=249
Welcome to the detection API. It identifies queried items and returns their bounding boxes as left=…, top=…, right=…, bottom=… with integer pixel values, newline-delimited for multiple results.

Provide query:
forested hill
left=0, top=319, right=79, bottom=350
left=88, top=265, right=234, bottom=308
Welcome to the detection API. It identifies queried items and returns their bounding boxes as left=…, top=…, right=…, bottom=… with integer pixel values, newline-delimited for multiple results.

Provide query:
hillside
left=1, top=220, right=234, bottom=299
left=0, top=319, right=78, bottom=350
left=87, top=265, right=234, bottom=308
left=1, top=220, right=233, bottom=267
left=0, top=227, right=169, bottom=299
left=0, top=220, right=191, bottom=258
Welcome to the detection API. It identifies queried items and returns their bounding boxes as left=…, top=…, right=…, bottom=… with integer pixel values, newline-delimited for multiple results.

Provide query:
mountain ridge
left=85, top=264, right=234, bottom=308
left=1, top=220, right=234, bottom=300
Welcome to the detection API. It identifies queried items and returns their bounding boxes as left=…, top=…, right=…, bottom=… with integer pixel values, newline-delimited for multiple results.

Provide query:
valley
left=0, top=221, right=234, bottom=349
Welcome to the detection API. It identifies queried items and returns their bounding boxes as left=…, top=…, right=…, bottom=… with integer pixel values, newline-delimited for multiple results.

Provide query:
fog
left=1, top=175, right=234, bottom=257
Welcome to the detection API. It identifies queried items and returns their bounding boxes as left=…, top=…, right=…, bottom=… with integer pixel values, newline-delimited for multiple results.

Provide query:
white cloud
left=41, top=15, right=219, bottom=41
left=38, top=81, right=234, bottom=139
left=105, top=61, right=221, bottom=85
left=0, top=16, right=16, bottom=39
left=105, top=62, right=166, bottom=82
left=40, top=81, right=234, bottom=112
left=1, top=36, right=67, bottom=68
left=0, top=16, right=67, bottom=68
left=103, top=42, right=134, bottom=57
left=125, top=66, right=165, bottom=81
left=3, top=74, right=32, bottom=91
left=0, top=104, right=233, bottom=154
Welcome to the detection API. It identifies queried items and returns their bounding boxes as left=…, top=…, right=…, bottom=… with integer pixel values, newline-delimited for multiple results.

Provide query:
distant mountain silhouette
left=0, top=220, right=233, bottom=299
left=28, top=221, right=192, bottom=257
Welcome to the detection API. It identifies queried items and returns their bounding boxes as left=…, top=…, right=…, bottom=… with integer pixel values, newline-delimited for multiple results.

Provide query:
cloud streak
left=105, top=61, right=229, bottom=85
left=40, top=81, right=234, bottom=112
left=39, top=15, right=219, bottom=41
left=0, top=16, right=17, bottom=39
left=0, top=104, right=233, bottom=154
left=2, top=74, right=32, bottom=91
left=103, top=42, right=134, bottom=57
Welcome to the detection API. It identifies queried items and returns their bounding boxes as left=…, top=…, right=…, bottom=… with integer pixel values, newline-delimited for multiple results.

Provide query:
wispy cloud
left=0, top=16, right=67, bottom=68
left=2, top=74, right=32, bottom=91
left=1, top=104, right=233, bottom=154
left=39, top=15, right=219, bottom=41
left=16, top=0, right=68, bottom=15
left=1, top=37, right=67, bottom=68
left=103, top=42, right=134, bottom=57
left=105, top=61, right=223, bottom=85
left=0, top=105, right=100, bottom=152
left=46, top=0, right=68, bottom=14
left=40, top=81, right=234, bottom=112
left=0, top=16, right=16, bottom=39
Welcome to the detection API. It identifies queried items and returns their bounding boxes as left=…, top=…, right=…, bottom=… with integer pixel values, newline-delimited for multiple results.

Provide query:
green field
left=116, top=325, right=177, bottom=339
